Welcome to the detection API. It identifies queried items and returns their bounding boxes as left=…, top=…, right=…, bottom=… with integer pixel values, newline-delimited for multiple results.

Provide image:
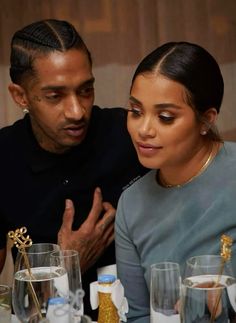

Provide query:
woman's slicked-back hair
left=10, top=19, right=92, bottom=84
left=131, top=42, right=224, bottom=114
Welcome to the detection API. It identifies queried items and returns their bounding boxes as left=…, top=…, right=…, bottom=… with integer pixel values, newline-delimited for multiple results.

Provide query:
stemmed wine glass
left=181, top=255, right=236, bottom=322
left=12, top=243, right=61, bottom=322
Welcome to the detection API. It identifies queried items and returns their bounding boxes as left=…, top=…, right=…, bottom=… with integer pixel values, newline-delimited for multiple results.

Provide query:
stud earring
left=23, top=108, right=29, bottom=114
left=201, top=130, right=207, bottom=135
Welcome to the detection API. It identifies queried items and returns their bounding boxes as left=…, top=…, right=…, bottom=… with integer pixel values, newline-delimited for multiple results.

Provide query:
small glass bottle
left=97, top=274, right=120, bottom=323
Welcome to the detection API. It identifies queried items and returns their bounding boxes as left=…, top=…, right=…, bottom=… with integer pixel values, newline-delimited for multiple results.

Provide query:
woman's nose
left=138, top=117, right=156, bottom=138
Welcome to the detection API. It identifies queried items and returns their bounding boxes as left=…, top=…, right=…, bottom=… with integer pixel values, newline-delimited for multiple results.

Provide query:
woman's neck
left=158, top=141, right=221, bottom=188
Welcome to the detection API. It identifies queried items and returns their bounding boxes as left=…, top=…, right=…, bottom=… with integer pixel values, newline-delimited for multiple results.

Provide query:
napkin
left=150, top=308, right=180, bottom=323
left=90, top=279, right=128, bottom=322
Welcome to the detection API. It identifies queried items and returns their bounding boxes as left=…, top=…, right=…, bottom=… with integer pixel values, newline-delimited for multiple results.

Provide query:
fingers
left=98, top=213, right=115, bottom=233
left=101, top=222, right=115, bottom=246
left=83, top=188, right=115, bottom=227
left=97, top=203, right=115, bottom=248
left=97, top=200, right=115, bottom=233
left=80, top=224, right=114, bottom=272
left=61, top=199, right=75, bottom=230
left=103, top=201, right=115, bottom=213
left=86, top=187, right=103, bottom=223
left=101, top=204, right=115, bottom=247
left=57, top=199, right=75, bottom=248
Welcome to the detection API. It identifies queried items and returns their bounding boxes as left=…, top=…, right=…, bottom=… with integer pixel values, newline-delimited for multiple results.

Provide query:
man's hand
left=57, top=187, right=115, bottom=273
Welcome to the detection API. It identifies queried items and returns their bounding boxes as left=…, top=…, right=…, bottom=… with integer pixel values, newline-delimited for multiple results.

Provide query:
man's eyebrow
left=41, top=85, right=65, bottom=91
left=79, top=77, right=95, bottom=88
left=129, top=96, right=181, bottom=109
left=41, top=77, right=95, bottom=91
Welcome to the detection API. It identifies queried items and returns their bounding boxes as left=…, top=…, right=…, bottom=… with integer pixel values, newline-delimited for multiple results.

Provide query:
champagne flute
left=12, top=243, right=61, bottom=322
left=150, top=262, right=181, bottom=323
left=181, top=255, right=236, bottom=322
left=49, top=250, right=88, bottom=322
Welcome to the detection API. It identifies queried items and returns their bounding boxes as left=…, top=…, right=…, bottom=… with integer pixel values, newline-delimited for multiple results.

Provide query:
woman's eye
left=127, top=107, right=142, bottom=116
left=159, top=114, right=174, bottom=123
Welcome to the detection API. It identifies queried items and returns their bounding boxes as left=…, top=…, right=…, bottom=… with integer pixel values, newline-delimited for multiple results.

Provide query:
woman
left=115, top=42, right=236, bottom=322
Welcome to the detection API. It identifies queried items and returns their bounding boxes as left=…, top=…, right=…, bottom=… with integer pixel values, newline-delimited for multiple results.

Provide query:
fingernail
left=96, top=187, right=101, bottom=193
left=65, top=199, right=72, bottom=209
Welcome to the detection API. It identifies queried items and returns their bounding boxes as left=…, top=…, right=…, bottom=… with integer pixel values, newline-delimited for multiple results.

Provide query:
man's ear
left=200, top=108, right=218, bottom=135
left=8, top=83, right=29, bottom=112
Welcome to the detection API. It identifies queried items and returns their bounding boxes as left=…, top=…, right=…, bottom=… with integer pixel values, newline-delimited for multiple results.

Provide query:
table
left=12, top=315, right=96, bottom=322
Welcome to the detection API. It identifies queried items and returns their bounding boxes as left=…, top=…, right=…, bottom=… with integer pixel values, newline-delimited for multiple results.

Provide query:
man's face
left=23, top=49, right=95, bottom=153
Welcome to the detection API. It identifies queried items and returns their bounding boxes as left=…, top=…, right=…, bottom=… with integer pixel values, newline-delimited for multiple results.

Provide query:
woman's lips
left=136, top=142, right=162, bottom=157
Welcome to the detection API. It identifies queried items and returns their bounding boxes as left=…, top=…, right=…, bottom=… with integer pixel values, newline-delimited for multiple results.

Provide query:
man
left=0, top=19, right=147, bottom=317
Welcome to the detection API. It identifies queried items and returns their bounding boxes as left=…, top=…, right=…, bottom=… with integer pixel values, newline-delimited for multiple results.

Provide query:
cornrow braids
left=10, top=19, right=92, bottom=84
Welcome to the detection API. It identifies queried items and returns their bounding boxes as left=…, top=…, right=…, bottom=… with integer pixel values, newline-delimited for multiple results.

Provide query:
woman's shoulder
left=120, top=170, right=157, bottom=203
left=211, top=141, right=236, bottom=182
left=220, top=141, right=236, bottom=162
left=223, top=141, right=236, bottom=151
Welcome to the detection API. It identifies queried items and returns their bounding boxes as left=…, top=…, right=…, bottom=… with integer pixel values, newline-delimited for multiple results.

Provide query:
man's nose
left=64, top=95, right=85, bottom=120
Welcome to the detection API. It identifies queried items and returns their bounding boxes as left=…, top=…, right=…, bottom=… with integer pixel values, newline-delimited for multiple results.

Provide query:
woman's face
left=127, top=73, right=204, bottom=170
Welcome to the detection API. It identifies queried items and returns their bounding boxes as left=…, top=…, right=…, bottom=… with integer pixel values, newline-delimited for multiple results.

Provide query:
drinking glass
left=181, top=255, right=236, bottom=322
left=150, top=262, right=181, bottom=323
left=12, top=243, right=61, bottom=322
left=49, top=250, right=86, bottom=322
left=0, top=284, right=11, bottom=322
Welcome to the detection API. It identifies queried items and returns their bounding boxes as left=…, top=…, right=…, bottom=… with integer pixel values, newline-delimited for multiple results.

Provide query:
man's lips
left=63, top=124, right=87, bottom=137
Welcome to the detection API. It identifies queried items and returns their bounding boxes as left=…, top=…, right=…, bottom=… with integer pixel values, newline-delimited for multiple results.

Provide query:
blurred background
left=0, top=0, right=236, bottom=139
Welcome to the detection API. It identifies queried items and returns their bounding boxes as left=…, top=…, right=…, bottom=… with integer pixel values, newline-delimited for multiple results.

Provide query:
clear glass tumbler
left=181, top=255, right=236, bottom=322
left=150, top=262, right=181, bottom=323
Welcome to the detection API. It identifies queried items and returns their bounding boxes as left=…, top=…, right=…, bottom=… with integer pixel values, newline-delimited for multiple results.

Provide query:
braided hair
left=10, top=19, right=92, bottom=85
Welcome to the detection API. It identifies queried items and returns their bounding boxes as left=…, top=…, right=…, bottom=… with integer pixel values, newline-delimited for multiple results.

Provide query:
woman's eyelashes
left=128, top=108, right=142, bottom=116
left=127, top=107, right=175, bottom=123
left=159, top=113, right=175, bottom=123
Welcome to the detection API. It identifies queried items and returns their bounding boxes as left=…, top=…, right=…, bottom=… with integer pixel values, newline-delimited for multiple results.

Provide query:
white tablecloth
left=11, top=315, right=20, bottom=323
left=12, top=315, right=96, bottom=322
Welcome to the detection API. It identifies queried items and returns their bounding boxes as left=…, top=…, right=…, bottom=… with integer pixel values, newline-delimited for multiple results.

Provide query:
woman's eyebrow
left=154, top=103, right=182, bottom=109
left=129, top=96, right=181, bottom=110
left=129, top=96, right=142, bottom=105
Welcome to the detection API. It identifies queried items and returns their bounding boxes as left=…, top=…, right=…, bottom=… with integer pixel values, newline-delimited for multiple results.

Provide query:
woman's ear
left=8, top=83, right=29, bottom=112
left=200, top=108, right=218, bottom=135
